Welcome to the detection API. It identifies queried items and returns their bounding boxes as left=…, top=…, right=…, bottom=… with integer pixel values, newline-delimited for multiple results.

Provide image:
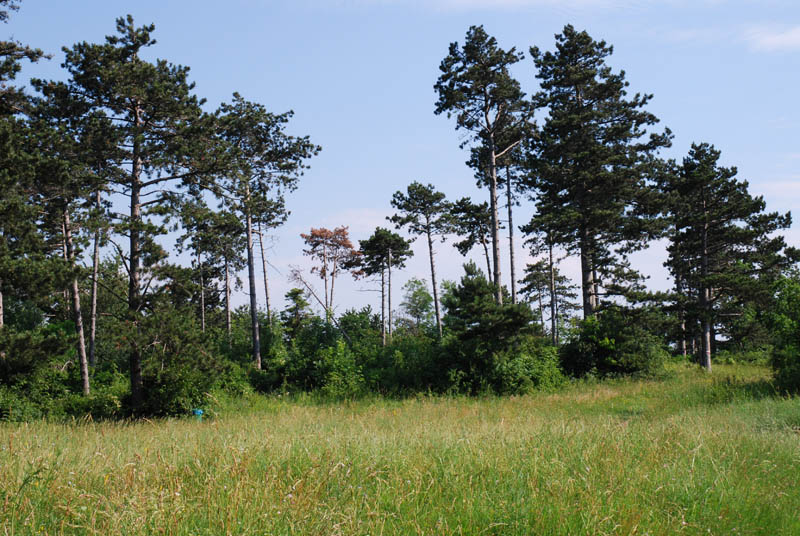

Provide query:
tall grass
left=1, top=364, right=798, bottom=535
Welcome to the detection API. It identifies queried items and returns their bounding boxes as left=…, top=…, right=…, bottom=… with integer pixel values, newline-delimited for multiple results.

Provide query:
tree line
left=1, top=3, right=798, bottom=418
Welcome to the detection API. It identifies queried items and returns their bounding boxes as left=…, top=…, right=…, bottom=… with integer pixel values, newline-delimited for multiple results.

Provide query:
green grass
left=2, top=363, right=799, bottom=535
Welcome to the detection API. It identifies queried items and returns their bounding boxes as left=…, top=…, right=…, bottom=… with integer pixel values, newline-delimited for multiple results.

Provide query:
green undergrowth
left=1, top=364, right=798, bottom=535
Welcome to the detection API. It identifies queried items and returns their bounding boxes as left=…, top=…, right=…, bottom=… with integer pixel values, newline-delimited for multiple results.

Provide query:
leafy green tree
left=352, top=227, right=413, bottom=344
left=662, top=143, right=792, bottom=371
left=389, top=182, right=452, bottom=338
left=435, top=25, right=530, bottom=304
left=398, top=277, right=433, bottom=334
left=281, top=288, right=311, bottom=342
left=528, top=25, right=671, bottom=319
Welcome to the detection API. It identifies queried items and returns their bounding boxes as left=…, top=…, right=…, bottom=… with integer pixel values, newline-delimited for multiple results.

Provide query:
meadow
left=1, top=364, right=799, bottom=536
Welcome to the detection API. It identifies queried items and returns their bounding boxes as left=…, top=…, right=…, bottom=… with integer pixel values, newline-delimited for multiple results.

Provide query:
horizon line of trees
left=1, top=2, right=799, bottom=419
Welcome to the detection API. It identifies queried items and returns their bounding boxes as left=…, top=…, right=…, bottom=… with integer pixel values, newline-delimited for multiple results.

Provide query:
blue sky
left=8, top=0, right=800, bottom=316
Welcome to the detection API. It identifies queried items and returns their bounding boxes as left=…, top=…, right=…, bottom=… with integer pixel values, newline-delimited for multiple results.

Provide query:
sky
left=6, top=0, right=800, bottom=318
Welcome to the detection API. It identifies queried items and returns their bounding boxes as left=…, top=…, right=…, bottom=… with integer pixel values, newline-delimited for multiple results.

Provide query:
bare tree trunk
left=700, top=217, right=712, bottom=372
left=380, top=267, right=386, bottom=346
left=579, top=227, right=596, bottom=318
left=388, top=248, right=393, bottom=341
left=198, top=251, right=205, bottom=332
left=506, top=167, right=517, bottom=304
left=89, top=190, right=100, bottom=369
left=245, top=198, right=261, bottom=369
left=64, top=209, right=90, bottom=396
left=224, top=259, right=231, bottom=338
left=0, top=279, right=4, bottom=329
left=549, top=242, right=557, bottom=346
left=537, top=287, right=544, bottom=332
left=323, top=244, right=330, bottom=321
left=676, top=275, right=687, bottom=358
left=128, top=103, right=144, bottom=410
left=481, top=236, right=492, bottom=282
left=257, top=221, right=271, bottom=324
left=488, top=146, right=503, bottom=304
left=426, top=225, right=443, bottom=339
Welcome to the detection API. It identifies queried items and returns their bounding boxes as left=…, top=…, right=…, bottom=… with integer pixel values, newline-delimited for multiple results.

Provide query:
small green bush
left=317, top=340, right=365, bottom=400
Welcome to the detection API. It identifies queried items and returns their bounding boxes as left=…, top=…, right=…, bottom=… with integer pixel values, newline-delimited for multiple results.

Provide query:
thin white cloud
left=745, top=25, right=800, bottom=51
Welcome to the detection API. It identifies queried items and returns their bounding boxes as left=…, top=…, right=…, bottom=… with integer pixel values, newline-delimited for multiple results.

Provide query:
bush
left=561, top=306, right=668, bottom=378
left=493, top=338, right=566, bottom=395
left=768, top=271, right=800, bottom=393
left=317, top=340, right=365, bottom=400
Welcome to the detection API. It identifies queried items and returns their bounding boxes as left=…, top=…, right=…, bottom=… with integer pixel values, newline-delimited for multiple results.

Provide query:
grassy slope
left=1, top=364, right=799, bottom=535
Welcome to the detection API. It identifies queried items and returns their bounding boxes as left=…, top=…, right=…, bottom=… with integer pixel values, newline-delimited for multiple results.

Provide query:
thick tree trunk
left=89, top=190, right=100, bottom=369
left=224, top=259, right=231, bottom=338
left=257, top=221, right=271, bottom=323
left=426, top=226, right=443, bottom=338
left=128, top=104, right=144, bottom=411
left=388, top=248, right=393, bottom=341
left=64, top=209, right=90, bottom=396
left=537, top=288, right=544, bottom=333
left=488, top=147, right=503, bottom=304
left=579, top=227, right=596, bottom=318
left=380, top=267, right=386, bottom=346
left=549, top=242, right=557, bottom=346
left=506, top=168, right=516, bottom=304
left=245, top=205, right=261, bottom=369
left=676, top=274, right=687, bottom=358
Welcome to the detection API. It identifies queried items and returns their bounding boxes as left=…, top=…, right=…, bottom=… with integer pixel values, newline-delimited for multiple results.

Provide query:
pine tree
left=351, top=227, right=413, bottom=344
left=435, top=25, right=531, bottom=304
left=215, top=92, right=319, bottom=369
left=450, top=197, right=494, bottom=280
left=662, top=143, right=792, bottom=371
left=389, top=182, right=452, bottom=338
left=528, top=25, right=671, bottom=319
left=61, top=16, right=219, bottom=409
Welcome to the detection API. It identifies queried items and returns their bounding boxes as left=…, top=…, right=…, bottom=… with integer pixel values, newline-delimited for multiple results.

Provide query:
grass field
left=1, top=363, right=799, bottom=535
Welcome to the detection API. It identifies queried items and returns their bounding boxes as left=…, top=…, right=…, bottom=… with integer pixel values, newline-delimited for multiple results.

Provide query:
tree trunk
left=481, top=236, right=492, bottom=282
left=198, top=251, right=205, bottom=332
left=245, top=197, right=261, bottom=369
left=506, top=167, right=516, bottom=304
left=323, top=244, right=330, bottom=321
left=128, top=102, right=144, bottom=411
left=380, top=267, right=386, bottom=346
left=488, top=145, right=503, bottom=304
left=257, top=220, right=271, bottom=324
left=676, top=275, right=687, bottom=358
left=224, top=259, right=231, bottom=338
left=64, top=209, right=90, bottom=396
left=700, top=216, right=712, bottom=372
left=0, top=279, right=4, bottom=329
left=89, top=190, right=100, bottom=369
left=426, top=225, right=443, bottom=339
left=579, top=227, right=596, bottom=318
left=549, top=242, right=557, bottom=346
left=388, top=248, right=393, bottom=341
left=537, top=286, right=544, bottom=333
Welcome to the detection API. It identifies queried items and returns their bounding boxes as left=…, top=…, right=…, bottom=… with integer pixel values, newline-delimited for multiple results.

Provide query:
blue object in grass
left=192, top=408, right=204, bottom=421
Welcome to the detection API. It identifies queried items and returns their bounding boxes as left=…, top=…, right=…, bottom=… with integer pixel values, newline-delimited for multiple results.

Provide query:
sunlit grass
left=2, top=363, right=799, bottom=535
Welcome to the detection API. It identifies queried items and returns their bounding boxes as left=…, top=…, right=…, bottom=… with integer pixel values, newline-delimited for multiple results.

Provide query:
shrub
left=767, top=271, right=800, bottom=393
left=493, top=338, right=566, bottom=395
left=317, top=340, right=365, bottom=400
left=561, top=306, right=668, bottom=378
